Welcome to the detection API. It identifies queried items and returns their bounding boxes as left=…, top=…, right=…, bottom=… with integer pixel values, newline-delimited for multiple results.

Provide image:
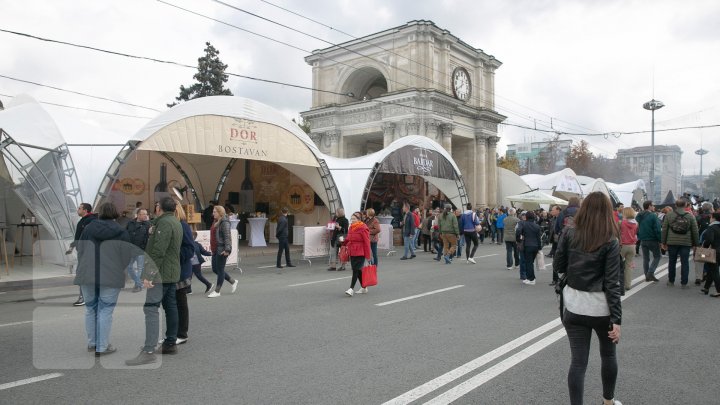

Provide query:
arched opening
left=341, top=66, right=388, bottom=101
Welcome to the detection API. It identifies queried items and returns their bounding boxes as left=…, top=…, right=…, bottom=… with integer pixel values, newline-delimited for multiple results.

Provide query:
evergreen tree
left=168, top=42, right=233, bottom=107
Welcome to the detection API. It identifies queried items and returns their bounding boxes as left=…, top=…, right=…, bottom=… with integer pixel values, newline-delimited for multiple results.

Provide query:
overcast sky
left=2, top=0, right=718, bottom=181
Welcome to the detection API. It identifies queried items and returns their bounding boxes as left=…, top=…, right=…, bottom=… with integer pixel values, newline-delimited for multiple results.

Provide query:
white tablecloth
left=247, top=218, right=267, bottom=247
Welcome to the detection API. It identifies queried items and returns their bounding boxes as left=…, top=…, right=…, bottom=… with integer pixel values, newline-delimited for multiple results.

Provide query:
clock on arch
left=451, top=66, right=471, bottom=101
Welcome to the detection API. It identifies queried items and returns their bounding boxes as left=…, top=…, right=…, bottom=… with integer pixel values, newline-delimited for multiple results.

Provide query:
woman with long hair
left=553, top=191, right=623, bottom=405
left=619, top=207, right=638, bottom=291
left=344, top=211, right=372, bottom=297
left=207, top=205, right=238, bottom=298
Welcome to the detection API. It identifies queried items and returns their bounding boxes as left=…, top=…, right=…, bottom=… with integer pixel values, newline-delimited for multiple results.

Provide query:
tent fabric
left=577, top=176, right=611, bottom=199
left=521, top=168, right=583, bottom=199
left=323, top=135, right=467, bottom=214
left=506, top=190, right=568, bottom=206
left=606, top=179, right=646, bottom=207
left=498, top=167, right=532, bottom=208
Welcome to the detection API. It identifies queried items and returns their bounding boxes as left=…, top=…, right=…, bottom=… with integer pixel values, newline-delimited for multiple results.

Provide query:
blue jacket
left=193, top=241, right=212, bottom=265
left=496, top=213, right=507, bottom=229
left=179, top=221, right=194, bottom=282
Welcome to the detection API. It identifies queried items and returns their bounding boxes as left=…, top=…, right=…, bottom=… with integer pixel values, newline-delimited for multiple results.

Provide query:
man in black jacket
left=66, top=203, right=97, bottom=306
left=125, top=208, right=150, bottom=292
left=276, top=207, right=295, bottom=268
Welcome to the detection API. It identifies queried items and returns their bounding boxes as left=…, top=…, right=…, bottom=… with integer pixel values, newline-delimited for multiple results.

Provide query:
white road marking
left=0, top=373, right=63, bottom=391
left=0, top=292, right=7, bottom=295
left=258, top=265, right=278, bottom=269
left=420, top=266, right=669, bottom=404
left=288, top=277, right=348, bottom=287
left=0, top=320, right=33, bottom=328
left=386, top=265, right=668, bottom=404
left=474, top=254, right=498, bottom=258
left=375, top=285, right=464, bottom=307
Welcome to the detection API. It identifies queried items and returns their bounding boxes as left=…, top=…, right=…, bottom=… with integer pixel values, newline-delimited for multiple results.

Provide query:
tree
left=565, top=140, right=593, bottom=175
left=704, top=168, right=720, bottom=198
left=498, top=155, right=520, bottom=174
left=292, top=118, right=311, bottom=134
left=168, top=42, right=233, bottom=107
left=588, top=155, right=635, bottom=183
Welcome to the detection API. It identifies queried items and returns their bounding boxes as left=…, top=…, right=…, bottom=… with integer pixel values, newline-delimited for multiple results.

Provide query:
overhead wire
left=0, top=93, right=154, bottom=119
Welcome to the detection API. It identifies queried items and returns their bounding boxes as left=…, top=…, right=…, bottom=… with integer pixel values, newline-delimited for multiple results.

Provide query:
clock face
left=452, top=67, right=471, bottom=101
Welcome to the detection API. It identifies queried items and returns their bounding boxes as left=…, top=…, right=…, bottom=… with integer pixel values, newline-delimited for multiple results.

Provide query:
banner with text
left=303, top=226, right=330, bottom=258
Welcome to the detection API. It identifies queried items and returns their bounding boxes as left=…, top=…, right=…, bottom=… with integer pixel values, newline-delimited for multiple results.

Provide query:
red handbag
left=338, top=245, right=350, bottom=263
left=361, top=264, right=377, bottom=288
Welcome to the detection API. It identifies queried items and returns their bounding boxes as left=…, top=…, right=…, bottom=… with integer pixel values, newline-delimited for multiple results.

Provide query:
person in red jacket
left=344, top=211, right=372, bottom=297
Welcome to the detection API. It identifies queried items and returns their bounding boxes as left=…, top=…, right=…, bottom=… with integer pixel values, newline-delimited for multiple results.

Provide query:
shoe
left=207, top=291, right=221, bottom=298
left=648, top=275, right=659, bottom=282
left=710, top=292, right=720, bottom=297
left=681, top=284, right=689, bottom=289
left=73, top=297, right=85, bottom=306
left=411, top=254, right=416, bottom=258
left=345, top=288, right=354, bottom=297
left=548, top=281, right=557, bottom=286
left=131, top=286, right=142, bottom=293
left=400, top=257, right=408, bottom=260
left=433, top=257, right=440, bottom=261
left=507, top=267, right=513, bottom=270
left=695, top=278, right=702, bottom=285
left=356, top=287, right=368, bottom=294
left=444, top=256, right=451, bottom=264
left=95, top=344, right=117, bottom=357
left=161, top=344, right=177, bottom=355
left=545, top=254, right=554, bottom=258
left=625, top=286, right=631, bottom=291
left=666, top=281, right=674, bottom=287
left=176, top=337, right=188, bottom=345
left=328, top=267, right=337, bottom=271
left=231, top=280, right=239, bottom=293
left=338, top=265, right=346, bottom=271
left=468, top=257, right=476, bottom=264
left=205, top=283, right=214, bottom=294
left=276, top=265, right=284, bottom=269
left=603, top=400, right=623, bottom=405
left=522, top=279, right=536, bottom=285
left=700, top=288, right=709, bottom=295
left=187, top=288, right=192, bottom=295
left=125, top=351, right=157, bottom=366
left=87, top=346, right=96, bottom=352
left=287, top=264, right=296, bottom=267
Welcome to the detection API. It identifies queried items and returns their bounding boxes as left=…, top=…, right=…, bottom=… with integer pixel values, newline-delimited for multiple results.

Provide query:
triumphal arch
left=300, top=20, right=506, bottom=207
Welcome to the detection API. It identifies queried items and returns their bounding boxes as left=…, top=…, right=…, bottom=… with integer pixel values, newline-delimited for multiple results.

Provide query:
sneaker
left=176, top=337, right=188, bottom=345
left=411, top=254, right=416, bottom=258
left=400, top=256, right=408, bottom=260
left=208, top=291, right=221, bottom=298
left=345, top=288, right=354, bottom=297
left=507, top=267, right=513, bottom=270
left=205, top=283, right=214, bottom=293
left=327, top=267, right=337, bottom=271
left=131, top=286, right=142, bottom=293
left=694, top=278, right=702, bottom=286
left=231, top=280, right=239, bottom=293
left=338, top=265, right=346, bottom=271
left=125, top=351, right=157, bottom=366
left=603, top=400, right=622, bottom=405
left=468, top=257, right=476, bottom=264
left=433, top=257, right=441, bottom=261
left=287, top=264, right=296, bottom=267
left=95, top=344, right=117, bottom=357
left=522, top=279, right=536, bottom=285
left=161, top=344, right=177, bottom=355
left=73, top=297, right=85, bottom=306
left=356, top=287, right=368, bottom=294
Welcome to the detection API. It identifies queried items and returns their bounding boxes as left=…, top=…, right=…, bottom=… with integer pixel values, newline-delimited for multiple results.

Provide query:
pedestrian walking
left=174, top=203, right=195, bottom=345
left=276, top=207, right=296, bottom=268
left=517, top=211, right=542, bottom=285
left=553, top=191, right=623, bottom=405
left=619, top=207, right=638, bottom=291
left=207, top=205, right=238, bottom=297
left=125, top=208, right=150, bottom=293
left=190, top=231, right=214, bottom=293
left=344, top=212, right=372, bottom=296
left=437, top=204, right=459, bottom=264
left=661, top=198, right=700, bottom=288
left=460, top=203, right=480, bottom=263
left=364, top=208, right=380, bottom=266
left=699, top=212, right=720, bottom=297
left=636, top=201, right=661, bottom=282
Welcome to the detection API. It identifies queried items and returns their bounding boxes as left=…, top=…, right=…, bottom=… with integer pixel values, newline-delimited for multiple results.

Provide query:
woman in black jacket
left=553, top=191, right=623, bottom=405
left=700, top=212, right=720, bottom=297
left=74, top=202, right=133, bottom=356
left=207, top=205, right=237, bottom=298
left=517, top=211, right=542, bottom=285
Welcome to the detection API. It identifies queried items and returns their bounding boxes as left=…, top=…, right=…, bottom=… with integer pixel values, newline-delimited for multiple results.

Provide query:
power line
left=0, top=93, right=154, bottom=119
left=0, top=74, right=162, bottom=112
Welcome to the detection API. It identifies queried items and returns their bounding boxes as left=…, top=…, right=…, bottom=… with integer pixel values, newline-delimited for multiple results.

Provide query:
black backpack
left=669, top=212, right=690, bottom=235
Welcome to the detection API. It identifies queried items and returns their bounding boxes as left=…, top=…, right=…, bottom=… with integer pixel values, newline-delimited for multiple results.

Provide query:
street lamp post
left=695, top=148, right=708, bottom=196
left=643, top=99, right=665, bottom=201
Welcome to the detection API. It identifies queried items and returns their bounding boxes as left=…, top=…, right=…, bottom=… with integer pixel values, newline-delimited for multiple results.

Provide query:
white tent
left=607, top=179, right=646, bottom=207
left=521, top=168, right=583, bottom=200
left=324, top=135, right=468, bottom=214
left=505, top=190, right=568, bottom=209
left=498, top=167, right=531, bottom=208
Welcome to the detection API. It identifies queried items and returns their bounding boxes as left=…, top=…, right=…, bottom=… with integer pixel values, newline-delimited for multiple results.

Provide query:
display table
left=292, top=226, right=304, bottom=246
left=378, top=216, right=394, bottom=225
left=247, top=217, right=267, bottom=247
left=14, top=223, right=42, bottom=265
left=229, top=218, right=241, bottom=236
left=269, top=222, right=278, bottom=244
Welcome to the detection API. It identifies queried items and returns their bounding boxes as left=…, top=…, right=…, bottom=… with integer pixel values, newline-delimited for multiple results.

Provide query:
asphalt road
left=0, top=242, right=717, bottom=404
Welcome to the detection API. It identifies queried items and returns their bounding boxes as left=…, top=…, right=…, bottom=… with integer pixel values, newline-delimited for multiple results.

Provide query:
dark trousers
left=703, top=262, right=720, bottom=293
left=496, top=229, right=504, bottom=243
left=211, top=253, right=232, bottom=291
left=370, top=242, right=378, bottom=267
left=176, top=286, right=190, bottom=339
left=505, top=241, right=519, bottom=268
left=143, top=282, right=178, bottom=352
left=422, top=234, right=432, bottom=251
left=464, top=231, right=479, bottom=259
left=276, top=236, right=291, bottom=266
left=524, top=246, right=539, bottom=281
left=640, top=240, right=661, bottom=277
left=563, top=310, right=618, bottom=405
left=349, top=256, right=365, bottom=289
left=667, top=245, right=691, bottom=285
left=191, top=265, right=212, bottom=288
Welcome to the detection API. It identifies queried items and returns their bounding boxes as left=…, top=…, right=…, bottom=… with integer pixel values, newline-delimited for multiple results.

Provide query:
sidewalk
left=0, top=243, right=304, bottom=292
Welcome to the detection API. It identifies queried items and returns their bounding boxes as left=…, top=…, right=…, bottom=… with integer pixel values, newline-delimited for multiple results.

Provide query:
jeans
left=370, top=242, right=378, bottom=266
left=496, top=228, right=504, bottom=243
left=434, top=239, right=443, bottom=259
left=667, top=245, right=691, bottom=285
left=563, top=310, right=618, bottom=405
left=519, top=248, right=527, bottom=280
left=524, top=246, right=539, bottom=281
left=80, top=285, right=120, bottom=352
left=403, top=234, right=414, bottom=258
left=412, top=228, right=421, bottom=249
left=640, top=240, right=661, bottom=277
left=143, top=282, right=178, bottom=352
left=505, top=241, right=519, bottom=268
left=125, top=255, right=144, bottom=288
left=212, top=253, right=231, bottom=290
left=276, top=236, right=291, bottom=266
left=464, top=231, right=479, bottom=259
left=456, top=233, right=465, bottom=258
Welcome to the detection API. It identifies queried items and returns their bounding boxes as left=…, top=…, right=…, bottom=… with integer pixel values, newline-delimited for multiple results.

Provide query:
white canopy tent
left=505, top=190, right=568, bottom=210
left=498, top=167, right=532, bottom=208
left=606, top=179, right=646, bottom=207
left=324, top=135, right=468, bottom=214
left=521, top=168, right=584, bottom=200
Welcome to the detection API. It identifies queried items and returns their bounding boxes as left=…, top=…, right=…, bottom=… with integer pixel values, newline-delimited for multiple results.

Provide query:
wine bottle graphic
left=154, top=162, right=170, bottom=202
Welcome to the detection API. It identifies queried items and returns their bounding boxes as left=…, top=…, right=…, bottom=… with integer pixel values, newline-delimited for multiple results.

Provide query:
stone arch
left=339, top=64, right=389, bottom=102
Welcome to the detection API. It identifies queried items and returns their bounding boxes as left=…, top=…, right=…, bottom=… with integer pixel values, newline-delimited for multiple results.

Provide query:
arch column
left=475, top=134, right=487, bottom=207
left=486, top=136, right=499, bottom=205
left=324, top=130, right=341, bottom=157
left=406, top=120, right=420, bottom=136
left=441, top=123, right=453, bottom=153
left=382, top=122, right=396, bottom=147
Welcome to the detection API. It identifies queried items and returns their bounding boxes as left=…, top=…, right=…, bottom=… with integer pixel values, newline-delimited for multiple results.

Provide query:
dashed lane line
left=375, top=285, right=464, bottom=307
left=0, top=320, right=33, bottom=328
left=288, top=277, right=349, bottom=287
left=0, top=373, right=64, bottom=391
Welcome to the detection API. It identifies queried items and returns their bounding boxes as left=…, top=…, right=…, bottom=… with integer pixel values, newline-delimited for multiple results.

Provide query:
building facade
left=299, top=20, right=506, bottom=207
left=616, top=145, right=682, bottom=202
left=506, top=139, right=572, bottom=173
